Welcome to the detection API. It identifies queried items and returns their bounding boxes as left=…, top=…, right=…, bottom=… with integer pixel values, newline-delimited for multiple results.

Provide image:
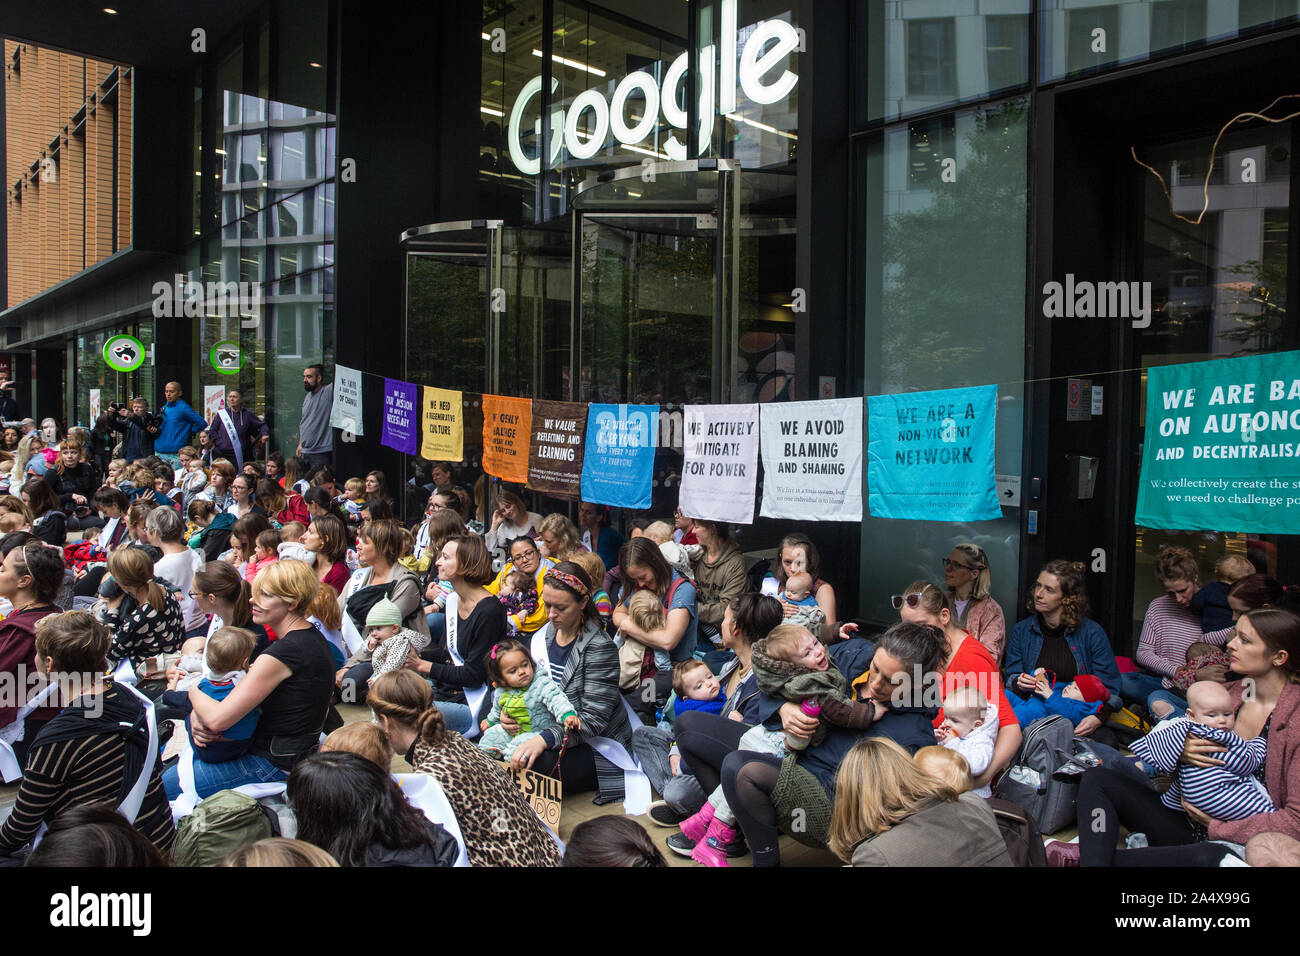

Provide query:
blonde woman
left=828, top=737, right=1011, bottom=866
left=165, top=559, right=335, bottom=798
left=944, top=543, right=1007, bottom=665
left=538, top=512, right=585, bottom=563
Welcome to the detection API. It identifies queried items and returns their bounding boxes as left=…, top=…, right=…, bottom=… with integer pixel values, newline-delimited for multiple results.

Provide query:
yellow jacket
left=486, top=558, right=554, bottom=633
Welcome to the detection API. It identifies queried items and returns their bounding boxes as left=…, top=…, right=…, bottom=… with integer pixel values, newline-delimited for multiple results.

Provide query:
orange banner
left=481, top=394, right=533, bottom=484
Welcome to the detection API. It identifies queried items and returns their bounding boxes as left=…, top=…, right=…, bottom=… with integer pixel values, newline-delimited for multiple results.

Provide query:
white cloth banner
left=203, top=386, right=226, bottom=422
left=678, top=403, right=759, bottom=525
left=330, top=364, right=364, bottom=435
left=759, top=397, right=864, bottom=521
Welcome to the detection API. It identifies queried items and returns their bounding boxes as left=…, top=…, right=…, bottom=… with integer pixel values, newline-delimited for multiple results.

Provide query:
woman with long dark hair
left=287, top=750, right=458, bottom=866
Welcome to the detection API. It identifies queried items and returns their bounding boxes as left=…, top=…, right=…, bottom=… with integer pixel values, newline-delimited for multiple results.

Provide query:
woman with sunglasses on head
left=944, top=543, right=1006, bottom=666
left=1004, top=560, right=1120, bottom=739
left=894, top=581, right=1021, bottom=793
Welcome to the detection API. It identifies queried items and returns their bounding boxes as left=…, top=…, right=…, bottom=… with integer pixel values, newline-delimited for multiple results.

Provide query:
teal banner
left=1136, top=351, right=1300, bottom=533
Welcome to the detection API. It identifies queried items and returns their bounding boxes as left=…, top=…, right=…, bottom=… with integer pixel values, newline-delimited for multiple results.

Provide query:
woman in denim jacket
left=1004, top=559, right=1120, bottom=737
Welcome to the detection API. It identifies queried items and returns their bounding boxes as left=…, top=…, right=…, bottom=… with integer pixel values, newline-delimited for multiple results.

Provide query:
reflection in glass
left=859, top=98, right=1029, bottom=625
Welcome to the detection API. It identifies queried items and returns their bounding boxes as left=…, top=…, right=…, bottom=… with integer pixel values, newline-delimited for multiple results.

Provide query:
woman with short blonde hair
left=828, top=737, right=1011, bottom=866
left=162, top=554, right=336, bottom=801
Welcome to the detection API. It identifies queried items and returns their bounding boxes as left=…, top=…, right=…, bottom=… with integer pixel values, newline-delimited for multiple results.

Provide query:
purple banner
left=381, top=377, right=419, bottom=455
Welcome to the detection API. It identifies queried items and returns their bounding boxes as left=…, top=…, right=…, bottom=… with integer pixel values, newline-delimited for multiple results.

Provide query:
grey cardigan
left=536, top=617, right=633, bottom=751
left=850, top=792, right=1014, bottom=867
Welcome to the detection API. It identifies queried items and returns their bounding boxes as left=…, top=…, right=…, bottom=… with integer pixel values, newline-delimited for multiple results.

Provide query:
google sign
left=506, top=0, right=798, bottom=175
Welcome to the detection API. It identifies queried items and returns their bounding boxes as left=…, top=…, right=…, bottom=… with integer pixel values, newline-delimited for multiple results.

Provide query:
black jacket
left=45, top=462, right=100, bottom=508
left=109, top=412, right=162, bottom=460
left=366, top=820, right=459, bottom=867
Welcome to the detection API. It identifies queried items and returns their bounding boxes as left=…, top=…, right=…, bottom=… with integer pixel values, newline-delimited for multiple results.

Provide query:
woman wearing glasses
left=943, top=544, right=1007, bottom=665
left=894, top=581, right=1022, bottom=791
left=1003, top=560, right=1120, bottom=738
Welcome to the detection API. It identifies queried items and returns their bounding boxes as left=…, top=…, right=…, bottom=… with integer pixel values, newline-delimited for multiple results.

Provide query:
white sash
left=445, top=591, right=489, bottom=740
left=529, top=628, right=651, bottom=815
left=216, top=408, right=244, bottom=470
left=0, top=680, right=59, bottom=783
left=112, top=657, right=138, bottom=686
left=393, top=772, right=470, bottom=867
left=115, top=683, right=160, bottom=825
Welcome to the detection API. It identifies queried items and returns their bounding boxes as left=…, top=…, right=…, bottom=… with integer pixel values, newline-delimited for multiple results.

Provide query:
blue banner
left=867, top=384, right=1001, bottom=521
left=580, top=404, right=659, bottom=510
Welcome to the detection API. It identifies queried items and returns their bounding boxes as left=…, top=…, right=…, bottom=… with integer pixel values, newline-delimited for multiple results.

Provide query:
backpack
left=173, top=789, right=280, bottom=866
left=993, top=714, right=1098, bottom=836
left=985, top=796, right=1048, bottom=867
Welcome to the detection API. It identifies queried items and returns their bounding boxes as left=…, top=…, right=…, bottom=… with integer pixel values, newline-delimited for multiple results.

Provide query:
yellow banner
left=420, top=386, right=463, bottom=461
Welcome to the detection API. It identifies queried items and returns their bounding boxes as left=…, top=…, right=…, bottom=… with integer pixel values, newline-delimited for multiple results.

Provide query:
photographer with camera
left=107, top=397, right=163, bottom=463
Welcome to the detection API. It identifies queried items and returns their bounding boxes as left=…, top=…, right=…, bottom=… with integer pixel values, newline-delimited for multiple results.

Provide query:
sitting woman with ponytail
left=507, top=561, right=634, bottom=806
left=103, top=546, right=186, bottom=669
left=368, top=669, right=561, bottom=867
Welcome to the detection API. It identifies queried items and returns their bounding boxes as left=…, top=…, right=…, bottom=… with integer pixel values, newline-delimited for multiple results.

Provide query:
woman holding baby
left=1067, top=607, right=1300, bottom=865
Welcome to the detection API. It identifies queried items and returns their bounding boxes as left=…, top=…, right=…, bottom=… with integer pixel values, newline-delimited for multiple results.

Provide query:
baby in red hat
left=1008, top=668, right=1109, bottom=728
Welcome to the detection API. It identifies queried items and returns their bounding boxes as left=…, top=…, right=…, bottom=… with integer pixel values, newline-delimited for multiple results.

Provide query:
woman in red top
left=895, top=580, right=1021, bottom=791
left=301, top=513, right=351, bottom=594
left=256, top=477, right=309, bottom=528
left=0, top=535, right=65, bottom=766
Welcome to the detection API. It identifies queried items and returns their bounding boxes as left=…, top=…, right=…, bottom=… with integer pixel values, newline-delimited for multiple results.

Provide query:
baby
left=1130, top=681, right=1274, bottom=821
left=279, top=521, right=306, bottom=543
left=642, top=521, right=675, bottom=545
left=915, top=745, right=973, bottom=794
left=1191, top=554, right=1255, bottom=633
left=616, top=589, right=672, bottom=692
left=340, top=477, right=366, bottom=521
left=244, top=528, right=281, bottom=583
left=1172, top=640, right=1233, bottom=694
left=176, top=627, right=260, bottom=764
left=478, top=638, right=581, bottom=760
left=498, top=568, right=539, bottom=634
left=676, top=624, right=881, bottom=867
left=180, top=459, right=210, bottom=512
left=937, top=685, right=998, bottom=797
left=364, top=596, right=430, bottom=682
left=671, top=660, right=725, bottom=716
left=1009, top=670, right=1108, bottom=728
left=780, top=571, right=826, bottom=638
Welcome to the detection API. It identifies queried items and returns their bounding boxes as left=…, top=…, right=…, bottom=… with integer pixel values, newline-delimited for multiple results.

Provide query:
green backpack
left=173, top=789, right=277, bottom=867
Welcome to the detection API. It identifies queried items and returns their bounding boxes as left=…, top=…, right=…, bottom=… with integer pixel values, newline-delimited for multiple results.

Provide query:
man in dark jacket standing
left=109, top=398, right=162, bottom=462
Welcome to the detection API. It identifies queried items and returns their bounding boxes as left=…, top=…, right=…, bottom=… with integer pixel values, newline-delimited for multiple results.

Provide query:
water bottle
left=785, top=698, right=821, bottom=751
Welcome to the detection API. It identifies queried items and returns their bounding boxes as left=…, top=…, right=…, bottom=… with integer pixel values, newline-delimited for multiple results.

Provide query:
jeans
left=302, top=452, right=333, bottom=471
left=1148, top=690, right=1189, bottom=720
left=432, top=700, right=474, bottom=735
left=425, top=611, right=446, bottom=643
left=1120, top=671, right=1166, bottom=706
left=338, top=662, right=372, bottom=705
left=631, top=724, right=708, bottom=815
left=162, top=750, right=289, bottom=800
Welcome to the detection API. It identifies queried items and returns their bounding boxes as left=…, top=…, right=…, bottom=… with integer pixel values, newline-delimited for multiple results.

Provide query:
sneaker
left=648, top=802, right=689, bottom=828
left=665, top=830, right=748, bottom=858
left=666, top=832, right=696, bottom=857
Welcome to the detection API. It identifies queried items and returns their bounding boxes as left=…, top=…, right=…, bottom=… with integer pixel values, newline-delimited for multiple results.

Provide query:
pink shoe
left=1045, top=840, right=1080, bottom=867
left=690, top=819, right=736, bottom=868
left=679, top=802, right=716, bottom=844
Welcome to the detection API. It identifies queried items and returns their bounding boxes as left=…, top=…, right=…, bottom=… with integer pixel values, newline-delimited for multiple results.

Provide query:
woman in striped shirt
left=1125, top=547, right=1235, bottom=719
left=0, top=611, right=174, bottom=860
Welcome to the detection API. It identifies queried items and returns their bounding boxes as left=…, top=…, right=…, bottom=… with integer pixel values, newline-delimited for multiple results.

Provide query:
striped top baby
left=1131, top=719, right=1275, bottom=821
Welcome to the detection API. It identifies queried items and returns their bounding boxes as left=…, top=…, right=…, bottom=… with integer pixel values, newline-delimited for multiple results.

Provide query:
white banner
left=759, top=397, right=863, bottom=521
left=89, top=389, right=101, bottom=423
left=678, top=403, right=759, bottom=524
left=330, top=364, right=364, bottom=435
left=203, top=386, right=225, bottom=423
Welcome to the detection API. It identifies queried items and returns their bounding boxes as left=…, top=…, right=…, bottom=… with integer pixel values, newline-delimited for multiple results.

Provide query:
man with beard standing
left=296, top=364, right=334, bottom=471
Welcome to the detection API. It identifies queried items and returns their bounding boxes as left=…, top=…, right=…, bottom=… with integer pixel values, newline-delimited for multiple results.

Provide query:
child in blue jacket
left=1010, top=670, right=1108, bottom=728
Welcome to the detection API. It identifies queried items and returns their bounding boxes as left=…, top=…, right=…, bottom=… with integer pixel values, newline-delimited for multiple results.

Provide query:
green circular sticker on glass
left=103, top=334, right=146, bottom=373
left=209, top=340, right=244, bottom=375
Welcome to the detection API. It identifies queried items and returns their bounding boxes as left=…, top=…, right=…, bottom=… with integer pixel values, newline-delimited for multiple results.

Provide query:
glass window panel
left=1042, top=0, right=1297, bottom=81
left=858, top=98, right=1028, bottom=625
left=857, top=0, right=1030, bottom=125
left=1132, top=120, right=1295, bottom=631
